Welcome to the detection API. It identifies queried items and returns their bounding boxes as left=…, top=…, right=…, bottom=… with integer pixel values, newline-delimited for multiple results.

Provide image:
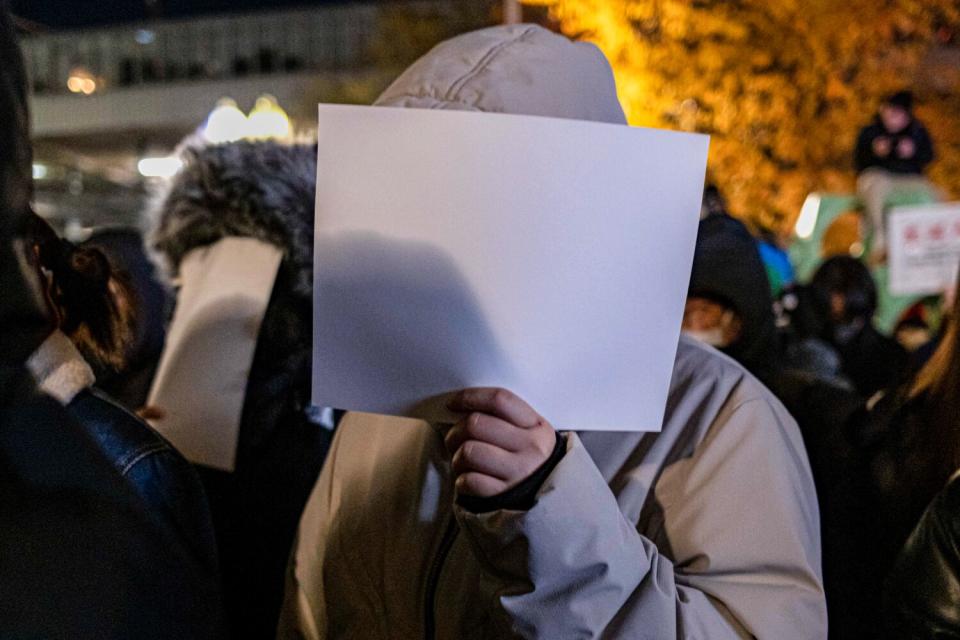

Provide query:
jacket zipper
left=423, top=516, right=459, bottom=640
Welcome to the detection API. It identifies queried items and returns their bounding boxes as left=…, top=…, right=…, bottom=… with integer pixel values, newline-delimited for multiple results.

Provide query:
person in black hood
left=854, top=90, right=939, bottom=261
left=685, top=208, right=780, bottom=384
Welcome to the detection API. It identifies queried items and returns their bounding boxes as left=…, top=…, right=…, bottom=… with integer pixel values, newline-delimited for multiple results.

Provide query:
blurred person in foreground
left=854, top=90, right=937, bottom=262
left=0, top=4, right=222, bottom=637
left=279, top=24, right=826, bottom=639
left=822, top=264, right=960, bottom=638
left=884, top=471, right=960, bottom=638
left=25, top=213, right=219, bottom=569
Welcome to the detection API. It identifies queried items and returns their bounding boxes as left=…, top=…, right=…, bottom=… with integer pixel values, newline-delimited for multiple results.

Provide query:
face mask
left=683, top=327, right=730, bottom=349
left=833, top=322, right=862, bottom=346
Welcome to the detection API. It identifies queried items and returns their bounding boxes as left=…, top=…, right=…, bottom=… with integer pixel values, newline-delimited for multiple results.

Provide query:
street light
left=246, top=94, right=291, bottom=140
left=795, top=193, right=822, bottom=240
left=203, top=98, right=248, bottom=144
left=138, top=156, right=183, bottom=178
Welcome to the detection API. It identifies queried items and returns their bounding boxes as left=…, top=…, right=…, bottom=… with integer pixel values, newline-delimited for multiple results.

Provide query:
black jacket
left=69, top=387, right=219, bottom=569
left=885, top=470, right=960, bottom=638
left=821, top=390, right=952, bottom=639
left=0, top=369, right=226, bottom=639
left=0, top=6, right=224, bottom=635
left=854, top=118, right=934, bottom=175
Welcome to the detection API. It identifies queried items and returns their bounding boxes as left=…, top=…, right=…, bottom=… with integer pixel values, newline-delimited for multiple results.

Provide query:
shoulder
left=67, top=389, right=185, bottom=476
left=667, top=336, right=801, bottom=456
left=672, top=336, right=786, bottom=412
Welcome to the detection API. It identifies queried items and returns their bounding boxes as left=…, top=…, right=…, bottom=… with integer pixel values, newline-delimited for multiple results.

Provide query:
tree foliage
left=528, top=0, right=960, bottom=233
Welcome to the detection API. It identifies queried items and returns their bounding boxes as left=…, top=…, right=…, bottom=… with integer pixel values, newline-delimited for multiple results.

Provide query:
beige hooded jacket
left=280, top=24, right=827, bottom=640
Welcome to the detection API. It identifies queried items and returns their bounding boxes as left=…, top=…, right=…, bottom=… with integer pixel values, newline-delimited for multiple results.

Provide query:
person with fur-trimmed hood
left=147, top=140, right=331, bottom=637
left=279, top=24, right=826, bottom=639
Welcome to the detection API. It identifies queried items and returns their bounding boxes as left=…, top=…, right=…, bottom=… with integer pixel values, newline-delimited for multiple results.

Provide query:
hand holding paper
left=444, top=388, right=557, bottom=497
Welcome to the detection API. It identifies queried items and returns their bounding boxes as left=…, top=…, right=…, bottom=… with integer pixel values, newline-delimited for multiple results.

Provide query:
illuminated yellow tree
left=528, top=0, right=960, bottom=233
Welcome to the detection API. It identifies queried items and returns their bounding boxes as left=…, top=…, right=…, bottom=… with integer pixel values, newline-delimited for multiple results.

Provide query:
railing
left=19, top=4, right=383, bottom=96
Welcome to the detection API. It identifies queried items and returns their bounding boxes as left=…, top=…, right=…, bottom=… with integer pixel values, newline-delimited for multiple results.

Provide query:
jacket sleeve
left=125, top=449, right=220, bottom=574
left=454, top=398, right=826, bottom=639
left=884, top=474, right=960, bottom=638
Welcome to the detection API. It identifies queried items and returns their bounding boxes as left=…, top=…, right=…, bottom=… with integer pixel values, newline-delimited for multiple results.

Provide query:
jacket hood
left=375, top=24, right=626, bottom=125
left=146, top=141, right=317, bottom=299
left=688, top=213, right=780, bottom=381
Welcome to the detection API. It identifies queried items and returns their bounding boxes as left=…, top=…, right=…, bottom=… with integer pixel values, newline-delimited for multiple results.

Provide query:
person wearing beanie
left=854, top=90, right=938, bottom=260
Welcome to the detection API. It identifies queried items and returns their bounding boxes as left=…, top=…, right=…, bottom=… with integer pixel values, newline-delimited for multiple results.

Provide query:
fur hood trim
left=145, top=141, right=317, bottom=299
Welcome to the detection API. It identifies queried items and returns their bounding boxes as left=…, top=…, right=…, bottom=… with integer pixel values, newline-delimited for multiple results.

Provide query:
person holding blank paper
left=280, top=25, right=826, bottom=639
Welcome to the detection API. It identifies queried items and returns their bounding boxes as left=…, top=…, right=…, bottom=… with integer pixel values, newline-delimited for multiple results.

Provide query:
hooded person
left=146, top=140, right=332, bottom=637
left=279, top=24, right=826, bottom=639
left=684, top=209, right=780, bottom=385
left=0, top=4, right=223, bottom=637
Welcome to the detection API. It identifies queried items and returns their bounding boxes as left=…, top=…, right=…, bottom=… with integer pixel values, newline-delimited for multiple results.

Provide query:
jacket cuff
left=456, top=431, right=567, bottom=514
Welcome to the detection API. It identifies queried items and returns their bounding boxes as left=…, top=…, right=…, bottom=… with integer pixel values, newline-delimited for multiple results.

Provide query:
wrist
left=457, top=431, right=567, bottom=514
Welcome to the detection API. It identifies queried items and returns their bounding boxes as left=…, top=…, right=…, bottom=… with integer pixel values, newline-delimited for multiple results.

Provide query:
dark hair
left=885, top=90, right=914, bottom=112
left=28, top=214, right=136, bottom=369
left=910, top=268, right=960, bottom=456
left=811, top=255, right=878, bottom=323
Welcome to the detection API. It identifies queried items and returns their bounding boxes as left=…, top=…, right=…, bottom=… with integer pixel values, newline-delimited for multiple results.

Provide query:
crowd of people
left=682, top=91, right=953, bottom=637
left=2, top=5, right=959, bottom=639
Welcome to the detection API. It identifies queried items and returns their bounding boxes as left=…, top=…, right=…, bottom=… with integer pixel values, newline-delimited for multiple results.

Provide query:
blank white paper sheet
left=313, top=104, right=708, bottom=432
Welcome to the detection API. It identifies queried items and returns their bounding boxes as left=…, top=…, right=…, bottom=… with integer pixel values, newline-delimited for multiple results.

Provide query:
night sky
left=12, top=0, right=376, bottom=28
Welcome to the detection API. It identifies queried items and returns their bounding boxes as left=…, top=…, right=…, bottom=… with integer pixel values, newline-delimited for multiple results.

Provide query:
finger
left=455, top=472, right=508, bottom=498
left=451, top=440, right=520, bottom=481
left=444, top=412, right=527, bottom=454
left=137, top=405, right=166, bottom=421
left=448, top=388, right=542, bottom=428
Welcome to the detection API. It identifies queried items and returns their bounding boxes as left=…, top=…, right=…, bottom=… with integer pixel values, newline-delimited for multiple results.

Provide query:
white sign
left=312, top=104, right=708, bottom=432
left=888, top=203, right=960, bottom=296
left=148, top=237, right=283, bottom=471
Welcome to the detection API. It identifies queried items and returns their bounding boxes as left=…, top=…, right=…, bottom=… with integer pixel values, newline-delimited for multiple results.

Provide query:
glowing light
left=32, top=163, right=48, bottom=180
left=67, top=68, right=97, bottom=95
left=203, top=98, right=248, bottom=143
left=795, top=193, right=821, bottom=240
left=246, top=94, right=291, bottom=140
left=138, top=156, right=183, bottom=178
left=135, top=29, right=156, bottom=45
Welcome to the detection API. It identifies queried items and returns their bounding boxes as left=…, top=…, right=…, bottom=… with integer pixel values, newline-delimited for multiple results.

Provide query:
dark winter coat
left=822, top=389, right=954, bottom=639
left=885, top=470, right=960, bottom=638
left=854, top=118, right=934, bottom=175
left=148, top=141, right=332, bottom=638
left=0, top=7, right=224, bottom=637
